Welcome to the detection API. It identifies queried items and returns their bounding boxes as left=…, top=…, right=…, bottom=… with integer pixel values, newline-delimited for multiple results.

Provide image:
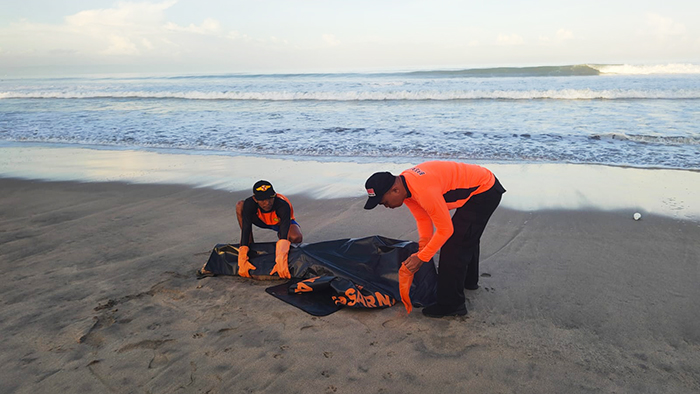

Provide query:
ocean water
left=1, top=64, right=699, bottom=169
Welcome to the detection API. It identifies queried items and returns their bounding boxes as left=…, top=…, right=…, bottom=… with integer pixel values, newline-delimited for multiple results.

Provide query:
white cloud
left=141, top=38, right=154, bottom=50
left=555, top=29, right=573, bottom=41
left=101, top=35, right=139, bottom=55
left=496, top=34, right=524, bottom=46
left=0, top=1, right=243, bottom=58
left=164, top=18, right=222, bottom=35
left=322, top=34, right=341, bottom=47
left=539, top=29, right=573, bottom=44
left=0, top=1, right=185, bottom=61
left=226, top=31, right=246, bottom=41
left=646, top=13, right=686, bottom=41
left=65, top=0, right=177, bottom=28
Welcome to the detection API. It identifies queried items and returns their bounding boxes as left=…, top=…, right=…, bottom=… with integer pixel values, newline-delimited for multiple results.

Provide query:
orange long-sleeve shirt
left=401, top=161, right=496, bottom=262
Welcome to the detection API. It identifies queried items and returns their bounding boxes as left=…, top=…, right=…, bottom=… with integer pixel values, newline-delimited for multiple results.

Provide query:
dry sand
left=1, top=177, right=699, bottom=393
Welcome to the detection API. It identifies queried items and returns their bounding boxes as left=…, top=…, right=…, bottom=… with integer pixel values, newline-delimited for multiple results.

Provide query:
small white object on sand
left=634, top=212, right=642, bottom=221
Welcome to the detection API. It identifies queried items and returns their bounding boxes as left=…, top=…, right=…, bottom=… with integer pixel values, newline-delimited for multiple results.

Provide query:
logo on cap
left=256, top=185, right=271, bottom=192
left=367, top=188, right=376, bottom=197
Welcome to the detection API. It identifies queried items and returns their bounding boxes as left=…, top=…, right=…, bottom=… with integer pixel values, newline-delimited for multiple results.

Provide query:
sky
left=0, top=0, right=699, bottom=76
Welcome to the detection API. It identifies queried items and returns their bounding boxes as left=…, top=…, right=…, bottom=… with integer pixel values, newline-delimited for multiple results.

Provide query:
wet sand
left=1, top=177, right=699, bottom=393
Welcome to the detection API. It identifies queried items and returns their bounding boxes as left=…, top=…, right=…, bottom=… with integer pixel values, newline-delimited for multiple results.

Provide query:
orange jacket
left=402, top=161, right=495, bottom=262
left=256, top=194, right=296, bottom=226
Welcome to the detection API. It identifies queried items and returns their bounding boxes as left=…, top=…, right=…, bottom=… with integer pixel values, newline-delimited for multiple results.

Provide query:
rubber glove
left=399, top=264, right=414, bottom=314
left=270, top=239, right=291, bottom=279
left=237, top=245, right=256, bottom=278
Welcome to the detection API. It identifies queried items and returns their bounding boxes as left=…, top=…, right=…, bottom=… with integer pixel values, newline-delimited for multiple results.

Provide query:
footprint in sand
left=148, top=352, right=169, bottom=369
left=381, top=318, right=405, bottom=329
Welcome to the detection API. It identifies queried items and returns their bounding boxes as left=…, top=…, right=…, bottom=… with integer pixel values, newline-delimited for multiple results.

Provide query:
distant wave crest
left=402, top=65, right=600, bottom=77
left=591, top=63, right=700, bottom=75
left=159, top=64, right=700, bottom=79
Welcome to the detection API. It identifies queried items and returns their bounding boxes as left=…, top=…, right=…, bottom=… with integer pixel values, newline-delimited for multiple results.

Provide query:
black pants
left=437, top=178, right=505, bottom=306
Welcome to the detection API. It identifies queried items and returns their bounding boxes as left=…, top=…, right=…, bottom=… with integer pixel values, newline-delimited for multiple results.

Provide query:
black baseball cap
left=364, top=172, right=395, bottom=209
left=253, top=180, right=276, bottom=200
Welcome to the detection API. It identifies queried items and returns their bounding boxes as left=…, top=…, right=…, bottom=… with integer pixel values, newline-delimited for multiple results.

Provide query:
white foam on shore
left=1, top=143, right=699, bottom=222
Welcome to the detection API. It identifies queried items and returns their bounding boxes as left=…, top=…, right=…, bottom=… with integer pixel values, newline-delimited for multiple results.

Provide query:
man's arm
left=240, top=198, right=257, bottom=246
left=409, top=193, right=453, bottom=263
left=274, top=198, right=292, bottom=241
left=404, top=198, right=434, bottom=250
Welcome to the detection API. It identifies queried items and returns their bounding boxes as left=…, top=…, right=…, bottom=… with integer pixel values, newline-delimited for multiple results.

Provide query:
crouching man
left=199, top=180, right=302, bottom=279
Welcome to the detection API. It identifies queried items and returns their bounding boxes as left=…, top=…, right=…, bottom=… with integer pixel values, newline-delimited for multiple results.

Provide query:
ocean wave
left=592, top=63, right=700, bottom=75
left=589, top=133, right=700, bottom=145
left=157, top=65, right=601, bottom=79
left=3, top=89, right=699, bottom=101
left=5, top=135, right=698, bottom=170
left=401, top=65, right=600, bottom=78
left=152, top=64, right=700, bottom=79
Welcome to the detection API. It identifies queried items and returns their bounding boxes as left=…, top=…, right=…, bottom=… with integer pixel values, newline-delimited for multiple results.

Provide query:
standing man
left=363, top=161, right=505, bottom=318
left=236, top=180, right=302, bottom=279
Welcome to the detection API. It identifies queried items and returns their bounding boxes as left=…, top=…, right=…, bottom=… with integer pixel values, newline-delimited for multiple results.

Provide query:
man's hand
left=270, top=239, right=292, bottom=279
left=402, top=253, right=425, bottom=273
left=237, top=245, right=256, bottom=278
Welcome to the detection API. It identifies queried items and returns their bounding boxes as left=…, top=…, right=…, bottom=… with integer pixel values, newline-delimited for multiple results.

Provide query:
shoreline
left=0, top=177, right=698, bottom=393
left=2, top=142, right=700, bottom=222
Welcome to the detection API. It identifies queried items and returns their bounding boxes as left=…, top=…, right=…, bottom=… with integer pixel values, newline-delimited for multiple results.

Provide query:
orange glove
left=237, top=245, right=256, bottom=278
left=399, top=264, right=414, bottom=314
left=270, top=239, right=291, bottom=279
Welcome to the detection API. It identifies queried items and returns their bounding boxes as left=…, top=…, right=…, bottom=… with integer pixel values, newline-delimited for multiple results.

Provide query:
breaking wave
left=590, top=133, right=700, bottom=145
left=592, top=63, right=700, bottom=75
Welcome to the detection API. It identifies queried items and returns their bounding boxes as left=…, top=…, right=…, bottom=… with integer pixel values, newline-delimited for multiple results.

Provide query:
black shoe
left=422, top=303, right=467, bottom=318
left=464, top=284, right=479, bottom=290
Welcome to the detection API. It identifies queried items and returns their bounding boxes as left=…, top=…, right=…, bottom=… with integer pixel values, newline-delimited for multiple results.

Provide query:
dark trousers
left=437, top=178, right=505, bottom=306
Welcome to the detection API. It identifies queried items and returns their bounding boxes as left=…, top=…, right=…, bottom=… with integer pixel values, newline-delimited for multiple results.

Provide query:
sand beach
left=1, top=146, right=699, bottom=393
left=2, top=1, right=699, bottom=391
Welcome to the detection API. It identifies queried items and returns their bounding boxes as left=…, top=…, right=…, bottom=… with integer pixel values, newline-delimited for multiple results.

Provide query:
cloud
left=645, top=13, right=686, bottom=41
left=164, top=18, right=222, bottom=35
left=322, top=34, right=341, bottom=47
left=539, top=29, right=573, bottom=44
left=65, top=0, right=177, bottom=28
left=268, top=36, right=289, bottom=45
left=321, top=34, right=340, bottom=47
left=496, top=34, right=524, bottom=46
left=555, top=29, right=573, bottom=41
left=142, top=38, right=154, bottom=50
left=0, top=0, right=242, bottom=63
left=101, top=35, right=139, bottom=55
